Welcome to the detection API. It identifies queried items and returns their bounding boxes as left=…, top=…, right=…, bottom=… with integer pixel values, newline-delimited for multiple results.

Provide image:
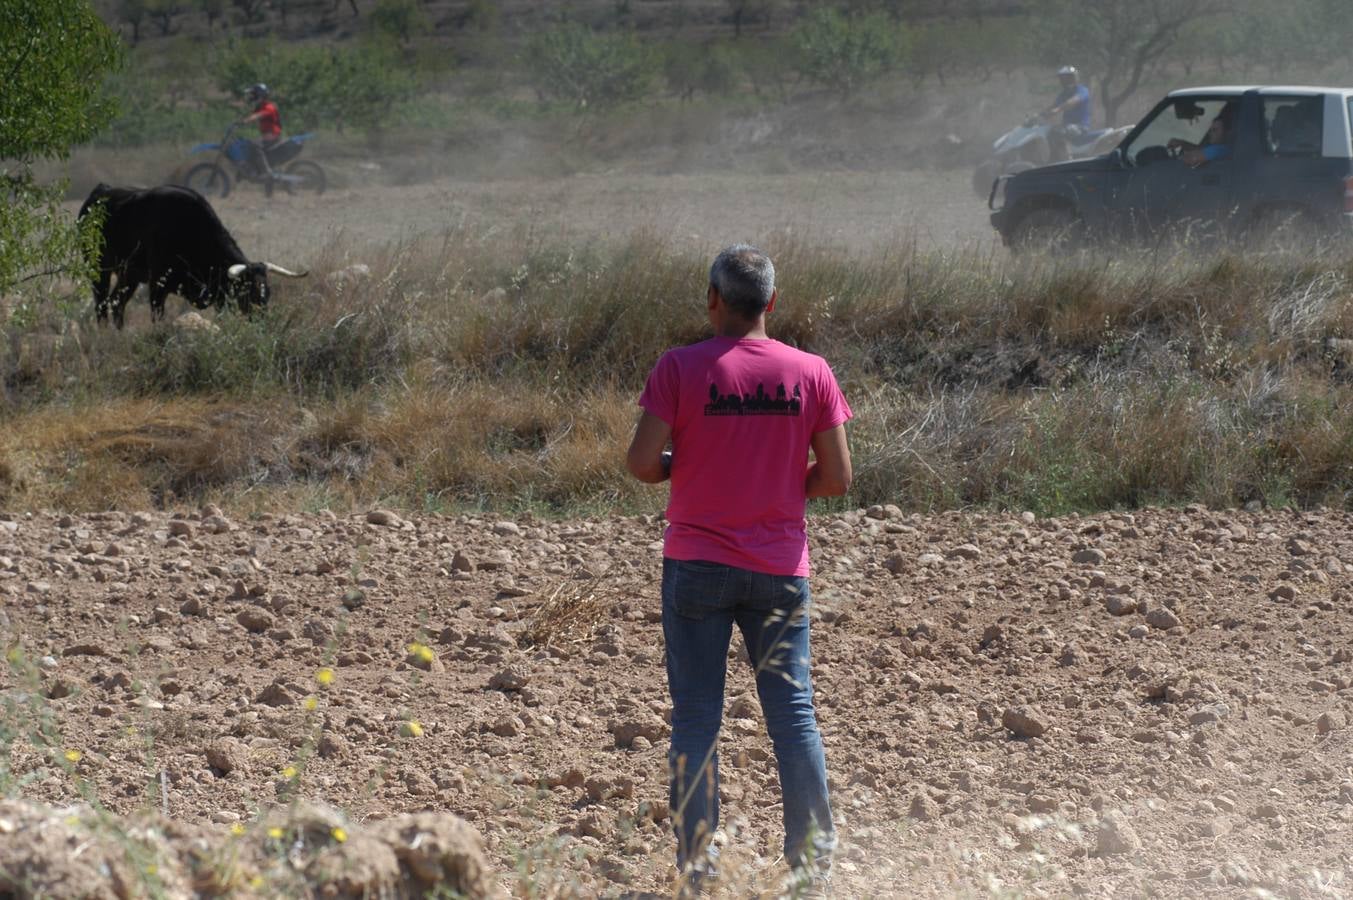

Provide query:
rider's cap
left=247, top=83, right=269, bottom=99
left=1057, top=65, right=1078, bottom=78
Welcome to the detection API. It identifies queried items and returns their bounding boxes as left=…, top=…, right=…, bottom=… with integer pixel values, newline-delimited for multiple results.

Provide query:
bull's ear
left=227, top=264, right=248, bottom=279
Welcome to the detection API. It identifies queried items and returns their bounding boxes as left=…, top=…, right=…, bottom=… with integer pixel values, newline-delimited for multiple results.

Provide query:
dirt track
left=126, top=167, right=998, bottom=272
left=3, top=504, right=1352, bottom=897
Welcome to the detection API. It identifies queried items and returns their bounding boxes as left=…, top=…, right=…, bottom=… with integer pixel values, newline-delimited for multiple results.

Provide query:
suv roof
left=1168, top=85, right=1353, bottom=98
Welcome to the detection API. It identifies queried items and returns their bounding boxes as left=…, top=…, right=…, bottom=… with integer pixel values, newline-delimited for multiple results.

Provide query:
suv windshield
left=1123, top=97, right=1238, bottom=165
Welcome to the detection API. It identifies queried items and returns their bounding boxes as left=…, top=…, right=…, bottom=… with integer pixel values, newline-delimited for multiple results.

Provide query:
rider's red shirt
left=254, top=101, right=281, bottom=140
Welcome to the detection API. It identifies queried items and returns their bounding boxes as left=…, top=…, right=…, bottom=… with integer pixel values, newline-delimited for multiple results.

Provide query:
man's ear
left=764, top=289, right=778, bottom=314
left=707, top=285, right=719, bottom=312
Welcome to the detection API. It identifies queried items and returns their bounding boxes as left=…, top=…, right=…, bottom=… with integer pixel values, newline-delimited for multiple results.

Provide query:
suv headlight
left=989, top=176, right=1009, bottom=211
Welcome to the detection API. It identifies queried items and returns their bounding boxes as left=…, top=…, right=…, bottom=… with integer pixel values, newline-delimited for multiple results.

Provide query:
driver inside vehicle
left=1167, top=104, right=1235, bottom=167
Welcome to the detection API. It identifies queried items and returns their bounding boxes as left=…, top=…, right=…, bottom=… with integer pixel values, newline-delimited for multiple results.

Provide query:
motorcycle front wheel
left=183, top=162, right=231, bottom=199
left=284, top=161, right=326, bottom=195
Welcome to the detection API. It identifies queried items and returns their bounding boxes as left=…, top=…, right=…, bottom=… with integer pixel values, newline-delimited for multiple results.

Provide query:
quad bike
left=182, top=124, right=327, bottom=199
left=972, top=116, right=1131, bottom=197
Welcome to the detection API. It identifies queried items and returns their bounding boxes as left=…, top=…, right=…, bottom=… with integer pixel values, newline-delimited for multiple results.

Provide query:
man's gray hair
left=709, top=244, right=775, bottom=319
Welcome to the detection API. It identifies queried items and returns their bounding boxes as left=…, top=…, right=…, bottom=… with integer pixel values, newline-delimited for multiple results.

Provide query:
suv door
left=1236, top=94, right=1339, bottom=229
left=1103, top=96, right=1242, bottom=237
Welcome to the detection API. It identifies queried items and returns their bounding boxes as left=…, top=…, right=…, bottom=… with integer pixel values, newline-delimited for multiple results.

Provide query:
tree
left=146, top=0, right=181, bottom=36
left=117, top=0, right=147, bottom=43
left=196, top=0, right=226, bottom=30
left=664, top=42, right=739, bottom=102
left=523, top=24, right=657, bottom=112
left=1035, top=0, right=1230, bottom=126
left=231, top=0, right=266, bottom=23
left=370, top=0, right=428, bottom=45
left=0, top=0, right=122, bottom=297
left=725, top=0, right=779, bottom=38
left=790, top=7, right=904, bottom=99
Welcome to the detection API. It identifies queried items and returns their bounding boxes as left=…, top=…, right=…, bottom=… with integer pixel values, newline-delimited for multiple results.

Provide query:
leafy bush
left=523, top=24, right=657, bottom=111
left=663, top=41, right=740, bottom=101
left=369, top=0, right=429, bottom=45
left=1, top=0, right=121, bottom=296
left=790, top=7, right=904, bottom=98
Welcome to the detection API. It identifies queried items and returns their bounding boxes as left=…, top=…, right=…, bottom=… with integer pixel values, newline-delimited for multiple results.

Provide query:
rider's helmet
left=1057, top=65, right=1079, bottom=84
left=246, top=83, right=269, bottom=104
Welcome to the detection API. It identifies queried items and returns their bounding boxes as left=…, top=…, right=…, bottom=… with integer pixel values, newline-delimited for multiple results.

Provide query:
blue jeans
left=661, top=557, right=835, bottom=880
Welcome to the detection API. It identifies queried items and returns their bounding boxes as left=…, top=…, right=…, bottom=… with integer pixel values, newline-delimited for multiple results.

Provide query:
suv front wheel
left=1010, top=206, right=1081, bottom=254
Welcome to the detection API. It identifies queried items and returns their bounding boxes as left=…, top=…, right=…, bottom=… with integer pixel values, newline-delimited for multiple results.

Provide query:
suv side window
left=1123, top=98, right=1236, bottom=166
left=1263, top=97, right=1323, bottom=157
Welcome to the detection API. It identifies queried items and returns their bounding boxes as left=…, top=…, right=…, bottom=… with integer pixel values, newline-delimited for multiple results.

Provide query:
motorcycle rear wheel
left=284, top=161, right=326, bottom=195
left=183, top=163, right=231, bottom=199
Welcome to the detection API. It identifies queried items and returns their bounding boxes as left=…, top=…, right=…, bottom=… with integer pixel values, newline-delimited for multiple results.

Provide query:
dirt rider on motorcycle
left=237, top=83, right=282, bottom=180
left=1042, top=66, right=1092, bottom=162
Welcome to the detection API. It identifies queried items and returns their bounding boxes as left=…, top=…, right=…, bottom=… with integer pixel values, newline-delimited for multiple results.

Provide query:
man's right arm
left=806, top=424, right=852, bottom=498
left=626, top=412, right=673, bottom=484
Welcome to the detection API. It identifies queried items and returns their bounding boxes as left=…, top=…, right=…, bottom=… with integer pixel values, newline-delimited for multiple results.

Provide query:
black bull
left=77, top=184, right=306, bottom=328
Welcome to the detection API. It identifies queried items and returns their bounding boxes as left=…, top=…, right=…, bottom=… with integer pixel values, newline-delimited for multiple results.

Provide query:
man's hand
left=626, top=412, right=673, bottom=483
left=1181, top=148, right=1207, bottom=167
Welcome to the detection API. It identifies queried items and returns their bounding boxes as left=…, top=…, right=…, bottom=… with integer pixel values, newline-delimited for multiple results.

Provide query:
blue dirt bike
left=182, top=124, right=326, bottom=199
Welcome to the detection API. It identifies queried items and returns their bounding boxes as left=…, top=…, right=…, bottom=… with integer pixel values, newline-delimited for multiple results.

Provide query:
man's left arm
left=626, top=412, right=673, bottom=483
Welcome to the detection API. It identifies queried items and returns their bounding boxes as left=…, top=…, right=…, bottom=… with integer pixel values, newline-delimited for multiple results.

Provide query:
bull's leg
left=149, top=280, right=170, bottom=323
left=108, top=282, right=138, bottom=330
left=93, top=270, right=112, bottom=324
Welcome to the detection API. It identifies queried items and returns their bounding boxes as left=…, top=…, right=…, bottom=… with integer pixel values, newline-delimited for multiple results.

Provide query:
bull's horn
left=226, top=263, right=248, bottom=279
left=263, top=262, right=308, bottom=278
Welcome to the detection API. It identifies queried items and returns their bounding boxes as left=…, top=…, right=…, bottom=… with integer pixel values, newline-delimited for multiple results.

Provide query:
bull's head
left=227, top=262, right=307, bottom=314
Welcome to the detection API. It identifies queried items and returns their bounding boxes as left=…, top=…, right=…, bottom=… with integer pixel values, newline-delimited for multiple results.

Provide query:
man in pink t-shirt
left=627, top=244, right=852, bottom=895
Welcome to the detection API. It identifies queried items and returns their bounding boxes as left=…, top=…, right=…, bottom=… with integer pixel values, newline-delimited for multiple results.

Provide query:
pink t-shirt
left=639, top=336, right=852, bottom=576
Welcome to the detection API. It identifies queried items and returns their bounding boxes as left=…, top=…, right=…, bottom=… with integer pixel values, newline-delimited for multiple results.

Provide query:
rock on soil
left=1095, top=809, right=1144, bottom=856
left=1001, top=705, right=1048, bottom=739
left=0, top=800, right=499, bottom=899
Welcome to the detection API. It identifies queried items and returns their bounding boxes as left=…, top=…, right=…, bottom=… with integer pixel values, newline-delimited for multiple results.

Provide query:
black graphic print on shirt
left=704, top=382, right=802, bottom=416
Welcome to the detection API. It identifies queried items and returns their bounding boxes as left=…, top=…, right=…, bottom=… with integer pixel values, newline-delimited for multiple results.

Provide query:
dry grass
left=5, top=233, right=1353, bottom=515
left=519, top=573, right=626, bottom=648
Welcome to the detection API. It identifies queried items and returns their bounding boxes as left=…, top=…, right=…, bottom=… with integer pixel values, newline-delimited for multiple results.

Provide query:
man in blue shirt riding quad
left=1042, top=65, right=1093, bottom=161
left=1047, top=65, right=1093, bottom=128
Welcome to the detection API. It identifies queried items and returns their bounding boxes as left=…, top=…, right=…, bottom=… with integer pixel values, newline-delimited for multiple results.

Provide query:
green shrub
left=790, top=7, right=904, bottom=98
left=522, top=24, right=658, bottom=111
left=663, top=41, right=740, bottom=101
left=369, top=0, right=429, bottom=45
left=1, top=0, right=121, bottom=296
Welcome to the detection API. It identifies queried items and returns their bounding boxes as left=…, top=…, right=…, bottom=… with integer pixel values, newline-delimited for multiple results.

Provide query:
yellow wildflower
left=315, top=667, right=334, bottom=686
left=303, top=696, right=318, bottom=711
left=331, top=827, right=347, bottom=843
left=400, top=720, right=424, bottom=738
left=281, top=766, right=298, bottom=779
left=229, top=823, right=246, bottom=837
left=63, top=749, right=82, bottom=764
left=267, top=827, right=284, bottom=840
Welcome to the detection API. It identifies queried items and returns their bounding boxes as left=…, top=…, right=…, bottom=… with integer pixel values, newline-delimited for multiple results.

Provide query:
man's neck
left=714, top=319, right=768, bottom=340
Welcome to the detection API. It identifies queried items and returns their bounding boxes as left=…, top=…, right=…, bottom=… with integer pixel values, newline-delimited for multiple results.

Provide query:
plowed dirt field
left=2, top=504, right=1352, bottom=897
